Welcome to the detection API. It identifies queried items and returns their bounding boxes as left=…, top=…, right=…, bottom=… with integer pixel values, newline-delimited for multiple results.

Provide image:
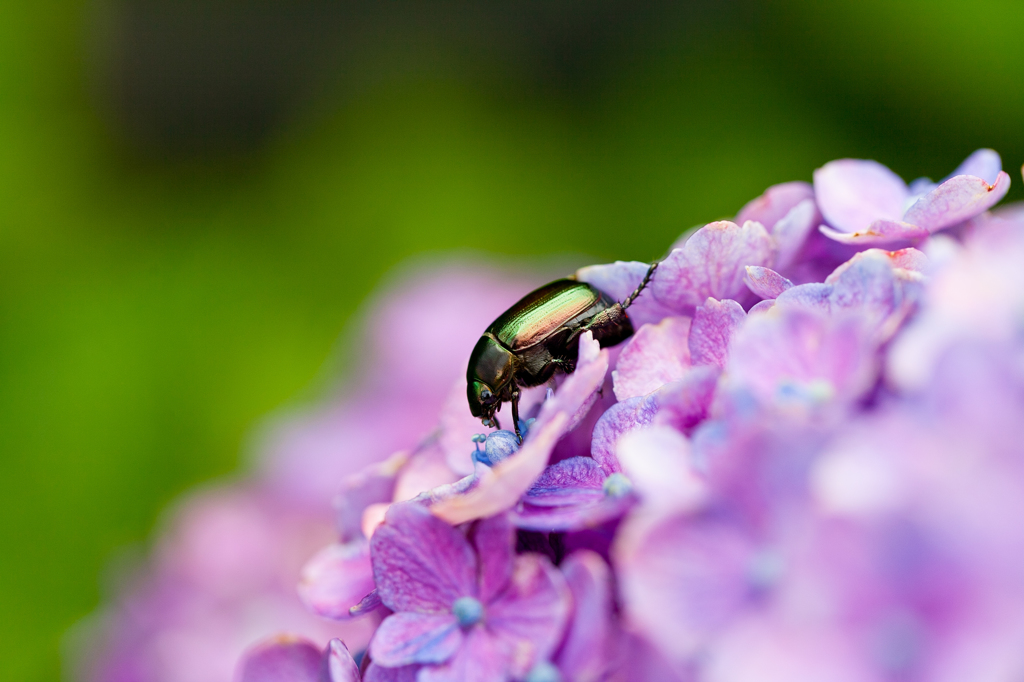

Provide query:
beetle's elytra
left=467, top=262, right=658, bottom=441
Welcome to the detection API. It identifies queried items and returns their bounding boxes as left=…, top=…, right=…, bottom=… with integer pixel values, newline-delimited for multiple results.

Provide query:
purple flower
left=237, top=636, right=360, bottom=682
left=368, top=504, right=570, bottom=681
left=815, top=148, right=1011, bottom=246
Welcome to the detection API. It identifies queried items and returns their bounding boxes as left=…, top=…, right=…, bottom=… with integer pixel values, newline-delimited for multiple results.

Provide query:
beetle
left=466, top=262, right=658, bottom=441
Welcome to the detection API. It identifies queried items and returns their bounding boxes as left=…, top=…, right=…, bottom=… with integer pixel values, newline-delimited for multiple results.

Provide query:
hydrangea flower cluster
left=84, top=150, right=1024, bottom=682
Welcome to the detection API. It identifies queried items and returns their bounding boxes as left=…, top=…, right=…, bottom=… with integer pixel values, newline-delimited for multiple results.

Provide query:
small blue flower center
left=452, top=596, right=484, bottom=627
left=603, top=472, right=633, bottom=498
left=524, top=661, right=563, bottom=682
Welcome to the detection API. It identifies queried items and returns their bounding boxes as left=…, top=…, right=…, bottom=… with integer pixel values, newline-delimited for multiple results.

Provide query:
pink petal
left=735, top=181, right=815, bottom=231
left=616, top=427, right=707, bottom=513
left=576, top=260, right=677, bottom=327
left=472, top=514, right=515, bottom=605
left=651, top=221, right=776, bottom=314
left=617, top=514, right=760, bottom=670
left=744, top=266, right=793, bottom=300
left=325, top=639, right=362, bottom=682
left=772, top=199, right=821, bottom=272
left=819, top=220, right=930, bottom=246
left=653, top=366, right=720, bottom=434
left=370, top=503, right=478, bottom=612
left=949, top=148, right=1002, bottom=185
left=688, top=298, right=746, bottom=369
left=298, top=541, right=376, bottom=620
left=591, top=395, right=660, bottom=472
left=335, top=454, right=404, bottom=542
left=814, top=158, right=908, bottom=234
left=237, top=636, right=322, bottom=682
left=369, top=612, right=462, bottom=667
left=488, top=553, right=572, bottom=677
left=557, top=551, right=614, bottom=681
left=903, top=171, right=1011, bottom=233
left=612, top=316, right=691, bottom=401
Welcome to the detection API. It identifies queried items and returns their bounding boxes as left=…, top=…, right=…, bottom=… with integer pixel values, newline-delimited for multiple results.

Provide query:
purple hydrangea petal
left=744, top=266, right=793, bottom=300
left=653, top=366, right=720, bottom=434
left=771, top=199, right=821, bottom=273
left=555, top=551, right=614, bottom=681
left=298, top=541, right=375, bottom=621
left=902, top=171, right=1011, bottom=234
left=472, top=514, right=515, bottom=605
left=416, top=628, right=507, bottom=682
left=616, top=426, right=707, bottom=513
left=324, top=639, right=361, bottom=682
left=689, top=298, right=747, bottom=369
left=735, top=181, right=815, bottom=231
left=363, top=663, right=419, bottom=682
left=748, top=299, right=776, bottom=315
left=349, top=589, right=383, bottom=617
left=948, top=148, right=1003, bottom=185
left=616, top=514, right=758, bottom=668
left=612, top=316, right=691, bottom=401
left=238, top=637, right=323, bottom=682
left=591, top=394, right=660, bottom=472
left=370, top=503, right=478, bottom=612
left=652, top=220, right=776, bottom=313
left=814, top=158, right=908, bottom=234
left=334, top=455, right=404, bottom=543
left=575, top=261, right=677, bottom=327
left=525, top=457, right=607, bottom=505
left=726, top=304, right=878, bottom=411
left=819, top=220, right=930, bottom=246
left=368, top=612, right=462, bottom=667
left=487, top=553, right=572, bottom=677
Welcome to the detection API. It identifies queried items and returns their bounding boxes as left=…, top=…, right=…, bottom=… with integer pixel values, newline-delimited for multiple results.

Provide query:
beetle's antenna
left=622, top=260, right=660, bottom=310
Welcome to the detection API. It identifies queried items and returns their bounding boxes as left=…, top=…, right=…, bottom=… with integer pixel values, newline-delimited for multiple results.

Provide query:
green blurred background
left=0, top=1, right=1021, bottom=679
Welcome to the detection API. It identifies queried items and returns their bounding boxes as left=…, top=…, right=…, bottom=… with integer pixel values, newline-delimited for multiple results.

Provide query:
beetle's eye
left=480, top=387, right=493, bottom=400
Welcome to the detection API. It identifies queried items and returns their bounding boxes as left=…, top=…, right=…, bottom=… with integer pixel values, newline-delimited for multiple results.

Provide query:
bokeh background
left=1, top=1, right=1022, bottom=679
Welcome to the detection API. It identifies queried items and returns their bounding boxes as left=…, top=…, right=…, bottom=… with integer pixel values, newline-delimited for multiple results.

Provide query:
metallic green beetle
left=467, top=262, right=658, bottom=441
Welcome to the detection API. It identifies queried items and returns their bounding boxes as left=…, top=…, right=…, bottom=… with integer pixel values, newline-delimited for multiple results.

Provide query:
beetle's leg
left=622, top=260, right=660, bottom=310
left=511, top=388, right=523, bottom=443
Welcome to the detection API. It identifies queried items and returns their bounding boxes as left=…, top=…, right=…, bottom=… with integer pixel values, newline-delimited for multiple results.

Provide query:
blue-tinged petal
left=612, top=315, right=691, bottom=401
left=416, top=628, right=507, bottom=682
left=744, top=266, right=793, bottom=300
left=370, top=503, right=478, bottom=612
left=902, top=171, right=1011, bottom=234
left=510, top=457, right=634, bottom=531
left=368, top=612, right=462, bottom=667
left=689, top=298, right=746, bottom=369
left=237, top=636, right=323, bottom=682
left=298, top=541, right=375, bottom=621
left=652, top=221, right=776, bottom=314
left=814, top=159, right=908, bottom=234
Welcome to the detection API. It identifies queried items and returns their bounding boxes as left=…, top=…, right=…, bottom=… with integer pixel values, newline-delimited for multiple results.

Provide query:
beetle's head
left=466, top=335, right=514, bottom=426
